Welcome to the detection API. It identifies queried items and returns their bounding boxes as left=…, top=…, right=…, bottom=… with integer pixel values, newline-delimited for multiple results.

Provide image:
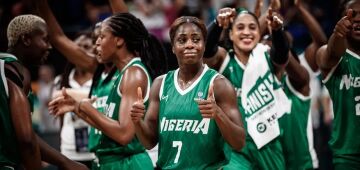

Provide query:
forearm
left=285, top=54, right=309, bottom=89
left=133, top=121, right=158, bottom=149
left=19, top=132, right=41, bottom=169
left=37, top=135, right=69, bottom=166
left=321, top=35, right=347, bottom=68
left=204, top=20, right=223, bottom=58
left=298, top=5, right=327, bottom=45
left=80, top=102, right=133, bottom=145
left=214, top=108, right=245, bottom=151
left=271, top=29, right=289, bottom=65
left=109, top=0, right=128, bottom=13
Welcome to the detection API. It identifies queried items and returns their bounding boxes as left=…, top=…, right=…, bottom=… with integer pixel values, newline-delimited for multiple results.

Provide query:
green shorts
left=92, top=152, right=153, bottom=170
left=224, top=138, right=285, bottom=170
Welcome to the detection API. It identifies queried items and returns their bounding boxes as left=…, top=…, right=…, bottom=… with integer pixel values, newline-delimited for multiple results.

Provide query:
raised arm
left=317, top=9, right=353, bottom=77
left=8, top=80, right=41, bottom=170
left=203, top=8, right=235, bottom=70
left=268, top=9, right=289, bottom=77
left=285, top=53, right=310, bottom=95
left=34, top=0, right=97, bottom=72
left=109, top=0, right=128, bottom=13
left=197, top=75, right=245, bottom=151
left=295, top=0, right=327, bottom=71
left=131, top=76, right=163, bottom=149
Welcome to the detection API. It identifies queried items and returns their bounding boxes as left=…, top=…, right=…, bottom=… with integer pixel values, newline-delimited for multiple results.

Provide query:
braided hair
left=104, top=13, right=168, bottom=79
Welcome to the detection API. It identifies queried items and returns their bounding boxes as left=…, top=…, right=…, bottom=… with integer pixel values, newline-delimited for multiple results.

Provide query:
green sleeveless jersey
left=220, top=51, right=285, bottom=170
left=95, top=58, right=151, bottom=158
left=157, top=65, right=226, bottom=169
left=279, top=76, right=316, bottom=169
left=323, top=49, right=360, bottom=162
left=88, top=68, right=120, bottom=152
left=0, top=53, right=21, bottom=166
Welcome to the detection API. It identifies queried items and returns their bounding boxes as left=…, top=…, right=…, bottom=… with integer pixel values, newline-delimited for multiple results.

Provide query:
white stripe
left=322, top=58, right=342, bottom=83
left=234, top=54, right=246, bottom=70
left=346, top=49, right=360, bottom=60
left=219, top=54, right=230, bottom=74
left=307, top=111, right=319, bottom=168
left=117, top=57, right=142, bottom=97
left=174, top=65, right=209, bottom=96
left=0, top=53, right=17, bottom=60
left=0, top=60, right=9, bottom=97
left=158, top=74, right=167, bottom=99
left=285, top=76, right=310, bottom=101
left=209, top=73, right=219, bottom=98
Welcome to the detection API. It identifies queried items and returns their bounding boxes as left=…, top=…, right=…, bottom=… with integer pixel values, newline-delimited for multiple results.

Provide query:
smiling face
left=230, top=13, right=261, bottom=54
left=27, top=22, right=51, bottom=65
left=172, top=23, right=205, bottom=66
left=347, top=0, right=360, bottom=43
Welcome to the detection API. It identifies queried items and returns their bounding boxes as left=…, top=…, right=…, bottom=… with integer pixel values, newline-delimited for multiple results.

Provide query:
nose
left=96, top=37, right=101, bottom=46
left=185, top=39, right=195, bottom=49
left=242, top=27, right=251, bottom=35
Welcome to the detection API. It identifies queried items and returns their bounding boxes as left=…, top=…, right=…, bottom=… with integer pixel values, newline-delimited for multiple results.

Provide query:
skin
left=5, top=22, right=87, bottom=169
left=130, top=23, right=245, bottom=152
left=8, top=80, right=41, bottom=170
left=317, top=0, right=360, bottom=77
left=35, top=0, right=128, bottom=72
left=205, top=8, right=285, bottom=78
left=49, top=20, right=149, bottom=146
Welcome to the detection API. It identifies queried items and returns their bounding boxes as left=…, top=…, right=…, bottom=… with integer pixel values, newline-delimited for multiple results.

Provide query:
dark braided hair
left=104, top=13, right=168, bottom=79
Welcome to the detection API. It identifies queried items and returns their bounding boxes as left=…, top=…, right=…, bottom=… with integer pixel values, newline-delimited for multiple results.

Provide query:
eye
left=177, top=37, right=186, bottom=44
left=192, top=37, right=200, bottom=43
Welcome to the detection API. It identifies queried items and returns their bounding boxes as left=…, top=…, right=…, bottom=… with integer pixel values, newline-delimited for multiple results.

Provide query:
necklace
left=178, top=64, right=204, bottom=90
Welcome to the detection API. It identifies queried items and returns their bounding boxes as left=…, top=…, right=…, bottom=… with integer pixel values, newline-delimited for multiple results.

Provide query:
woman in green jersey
left=2, top=15, right=88, bottom=169
left=49, top=13, right=167, bottom=169
left=130, top=16, right=245, bottom=169
left=317, top=0, right=360, bottom=169
left=203, top=7, right=289, bottom=170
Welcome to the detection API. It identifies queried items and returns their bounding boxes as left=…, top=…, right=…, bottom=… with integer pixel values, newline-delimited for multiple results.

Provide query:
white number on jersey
left=355, top=96, right=360, bottom=116
left=172, top=141, right=182, bottom=164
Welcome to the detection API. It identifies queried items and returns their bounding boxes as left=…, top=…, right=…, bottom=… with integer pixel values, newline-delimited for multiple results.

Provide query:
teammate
left=204, top=7, right=289, bottom=170
left=49, top=12, right=167, bottom=169
left=1, top=14, right=87, bottom=169
left=130, top=16, right=245, bottom=169
left=316, top=0, right=360, bottom=169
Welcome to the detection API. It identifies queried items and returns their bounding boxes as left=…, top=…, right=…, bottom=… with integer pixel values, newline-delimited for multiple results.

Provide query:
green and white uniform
left=0, top=54, right=21, bottom=169
left=91, top=58, right=153, bottom=170
left=220, top=50, right=285, bottom=170
left=279, top=76, right=316, bottom=170
left=323, top=49, right=360, bottom=169
left=157, top=65, right=227, bottom=169
left=89, top=68, right=120, bottom=153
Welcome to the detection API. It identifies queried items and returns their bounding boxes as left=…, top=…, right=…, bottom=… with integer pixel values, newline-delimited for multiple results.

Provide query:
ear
left=115, top=37, right=124, bottom=48
left=21, top=34, right=32, bottom=46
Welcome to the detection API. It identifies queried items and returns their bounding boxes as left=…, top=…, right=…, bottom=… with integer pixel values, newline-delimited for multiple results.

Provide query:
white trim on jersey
left=307, top=110, right=319, bottom=168
left=159, top=74, right=167, bottom=100
left=322, top=58, right=343, bottom=84
left=234, top=54, right=246, bottom=70
left=174, top=65, right=209, bottom=96
left=346, top=49, right=360, bottom=60
left=117, top=57, right=141, bottom=97
left=218, top=53, right=230, bottom=74
left=209, top=73, right=219, bottom=99
left=285, top=76, right=311, bottom=101
left=0, top=60, right=9, bottom=97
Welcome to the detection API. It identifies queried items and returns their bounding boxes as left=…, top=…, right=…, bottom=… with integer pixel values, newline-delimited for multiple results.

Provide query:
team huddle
left=1, top=0, right=360, bottom=169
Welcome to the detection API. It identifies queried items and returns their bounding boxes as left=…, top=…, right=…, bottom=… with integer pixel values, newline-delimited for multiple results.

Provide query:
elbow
left=143, top=140, right=157, bottom=150
left=231, top=137, right=245, bottom=152
left=115, top=134, right=134, bottom=146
